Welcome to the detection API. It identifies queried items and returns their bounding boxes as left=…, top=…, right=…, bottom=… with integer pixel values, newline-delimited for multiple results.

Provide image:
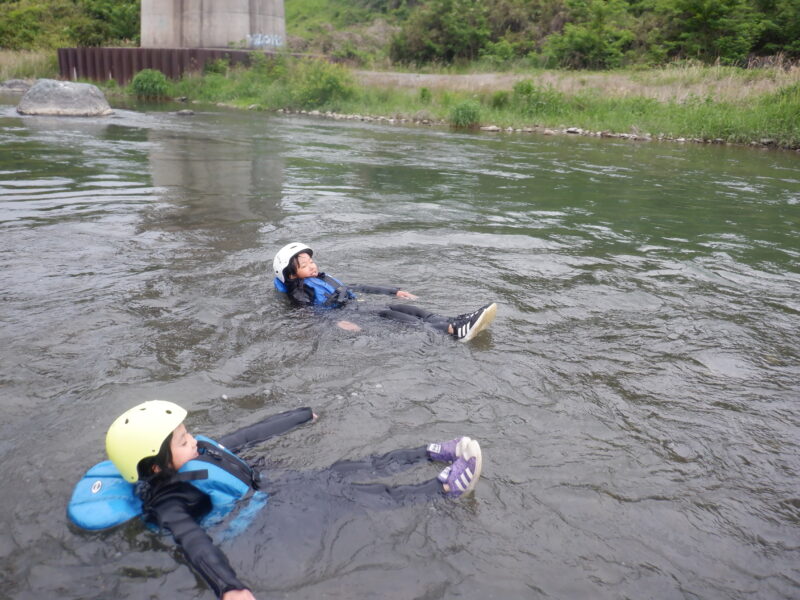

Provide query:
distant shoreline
left=2, top=50, right=799, bottom=151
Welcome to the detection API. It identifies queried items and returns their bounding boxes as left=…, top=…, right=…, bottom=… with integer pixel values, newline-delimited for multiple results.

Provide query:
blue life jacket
left=180, top=435, right=261, bottom=523
left=67, top=435, right=267, bottom=535
left=273, top=274, right=356, bottom=308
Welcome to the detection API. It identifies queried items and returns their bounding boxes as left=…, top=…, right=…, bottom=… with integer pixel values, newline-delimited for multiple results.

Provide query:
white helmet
left=273, top=242, right=312, bottom=283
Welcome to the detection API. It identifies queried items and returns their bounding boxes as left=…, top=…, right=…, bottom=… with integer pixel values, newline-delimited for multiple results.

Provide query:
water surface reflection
left=0, top=102, right=798, bottom=599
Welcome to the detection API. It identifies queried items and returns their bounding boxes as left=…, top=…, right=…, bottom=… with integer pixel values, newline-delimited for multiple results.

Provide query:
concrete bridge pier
left=141, top=0, right=286, bottom=50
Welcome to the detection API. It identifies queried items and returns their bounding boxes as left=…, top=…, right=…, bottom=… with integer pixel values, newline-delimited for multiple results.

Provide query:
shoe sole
left=455, top=436, right=472, bottom=460
left=459, top=439, right=483, bottom=496
left=429, top=436, right=473, bottom=462
left=460, top=303, right=497, bottom=342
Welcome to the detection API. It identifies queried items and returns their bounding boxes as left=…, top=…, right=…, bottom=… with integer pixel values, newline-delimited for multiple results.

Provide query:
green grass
left=137, top=58, right=800, bottom=149
left=0, top=49, right=57, bottom=80
left=471, top=82, right=800, bottom=147
left=0, top=50, right=784, bottom=149
left=285, top=0, right=376, bottom=39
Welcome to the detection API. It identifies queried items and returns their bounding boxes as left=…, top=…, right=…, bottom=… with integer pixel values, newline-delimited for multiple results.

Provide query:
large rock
left=16, top=79, right=112, bottom=117
left=0, top=79, right=32, bottom=93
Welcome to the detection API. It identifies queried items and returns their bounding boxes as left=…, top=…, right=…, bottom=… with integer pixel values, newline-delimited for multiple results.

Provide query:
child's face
left=290, top=252, right=318, bottom=279
left=169, top=423, right=199, bottom=471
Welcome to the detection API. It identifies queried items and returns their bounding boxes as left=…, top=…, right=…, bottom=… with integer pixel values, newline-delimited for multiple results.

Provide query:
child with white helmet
left=273, top=242, right=497, bottom=341
left=72, top=400, right=483, bottom=599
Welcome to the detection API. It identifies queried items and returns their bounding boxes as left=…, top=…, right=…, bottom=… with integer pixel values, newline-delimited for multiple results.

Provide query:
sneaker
left=438, top=439, right=483, bottom=498
left=427, top=437, right=472, bottom=462
left=451, top=303, right=497, bottom=342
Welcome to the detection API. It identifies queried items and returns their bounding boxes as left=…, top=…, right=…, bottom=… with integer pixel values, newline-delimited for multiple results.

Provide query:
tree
left=752, top=0, right=800, bottom=56
left=542, top=0, right=636, bottom=68
left=655, top=0, right=764, bottom=63
left=72, top=0, right=140, bottom=46
left=390, top=0, right=490, bottom=63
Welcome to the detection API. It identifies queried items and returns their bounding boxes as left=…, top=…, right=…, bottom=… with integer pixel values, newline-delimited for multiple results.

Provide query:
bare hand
left=222, top=589, right=256, bottom=600
left=396, top=290, right=418, bottom=300
left=337, top=320, right=362, bottom=332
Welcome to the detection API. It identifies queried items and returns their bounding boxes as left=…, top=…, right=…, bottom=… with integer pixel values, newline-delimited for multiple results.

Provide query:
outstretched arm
left=349, top=283, right=418, bottom=300
left=151, top=494, right=252, bottom=599
left=218, top=407, right=315, bottom=453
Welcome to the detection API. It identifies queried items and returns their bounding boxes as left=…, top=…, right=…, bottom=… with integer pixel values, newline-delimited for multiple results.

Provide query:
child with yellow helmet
left=71, top=400, right=483, bottom=599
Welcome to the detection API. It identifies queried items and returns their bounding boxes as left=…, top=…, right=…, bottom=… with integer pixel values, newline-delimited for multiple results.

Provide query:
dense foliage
left=0, top=0, right=139, bottom=50
left=390, top=0, right=800, bottom=66
left=0, top=0, right=797, bottom=68
left=131, top=68, right=168, bottom=97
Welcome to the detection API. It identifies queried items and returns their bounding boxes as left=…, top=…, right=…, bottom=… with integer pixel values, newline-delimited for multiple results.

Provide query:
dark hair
left=283, top=251, right=311, bottom=281
left=136, top=432, right=175, bottom=482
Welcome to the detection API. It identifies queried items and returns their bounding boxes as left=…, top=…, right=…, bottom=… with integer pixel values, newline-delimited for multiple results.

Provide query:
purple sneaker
left=439, top=440, right=483, bottom=498
left=427, top=437, right=471, bottom=462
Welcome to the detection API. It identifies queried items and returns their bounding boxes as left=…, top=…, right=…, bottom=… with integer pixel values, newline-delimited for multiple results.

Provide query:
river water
left=1, top=94, right=799, bottom=600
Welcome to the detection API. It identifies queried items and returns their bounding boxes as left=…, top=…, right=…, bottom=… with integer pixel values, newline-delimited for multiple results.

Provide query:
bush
left=250, top=52, right=288, bottom=80
left=419, top=87, right=432, bottom=104
left=0, top=5, right=46, bottom=50
left=479, top=38, right=515, bottom=64
left=331, top=40, right=371, bottom=66
left=544, top=22, right=634, bottom=69
left=291, top=59, right=355, bottom=109
left=79, top=0, right=139, bottom=43
left=69, top=15, right=111, bottom=47
left=131, top=69, right=169, bottom=98
left=0, top=3, right=77, bottom=50
left=449, top=99, right=481, bottom=128
left=390, top=0, right=490, bottom=63
left=512, top=80, right=565, bottom=117
left=203, top=58, right=229, bottom=76
left=489, top=89, right=509, bottom=109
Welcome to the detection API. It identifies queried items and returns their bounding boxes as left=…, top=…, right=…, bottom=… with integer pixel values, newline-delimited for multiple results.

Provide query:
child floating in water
left=272, top=242, right=497, bottom=341
left=73, top=400, right=483, bottom=599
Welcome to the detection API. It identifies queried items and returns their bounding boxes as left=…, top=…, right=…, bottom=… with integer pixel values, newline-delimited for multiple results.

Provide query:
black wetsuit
left=285, top=274, right=452, bottom=333
left=138, top=408, right=444, bottom=598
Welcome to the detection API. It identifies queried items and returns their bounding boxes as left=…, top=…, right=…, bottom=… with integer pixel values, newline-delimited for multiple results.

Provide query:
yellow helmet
left=105, top=400, right=187, bottom=483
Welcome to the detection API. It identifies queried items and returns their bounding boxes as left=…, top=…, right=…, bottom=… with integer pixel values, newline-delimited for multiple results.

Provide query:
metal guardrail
left=57, top=47, right=262, bottom=84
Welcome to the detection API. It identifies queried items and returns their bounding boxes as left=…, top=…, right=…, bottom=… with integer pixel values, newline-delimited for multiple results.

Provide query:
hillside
left=283, top=0, right=800, bottom=68
left=1, top=0, right=798, bottom=69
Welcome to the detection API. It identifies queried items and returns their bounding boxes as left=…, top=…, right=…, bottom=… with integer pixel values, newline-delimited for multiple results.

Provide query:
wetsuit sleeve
left=217, top=407, right=315, bottom=453
left=150, top=494, right=249, bottom=598
left=348, top=283, right=401, bottom=295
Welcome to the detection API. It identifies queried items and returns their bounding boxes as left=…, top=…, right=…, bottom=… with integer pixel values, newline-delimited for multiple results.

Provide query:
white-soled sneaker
left=427, top=436, right=472, bottom=462
left=438, top=439, right=483, bottom=498
left=451, top=303, right=497, bottom=342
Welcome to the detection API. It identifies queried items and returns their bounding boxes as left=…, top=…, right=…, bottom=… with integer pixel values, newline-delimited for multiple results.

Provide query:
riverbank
left=284, top=64, right=800, bottom=150
left=259, top=106, right=792, bottom=151
left=3, top=50, right=799, bottom=150
left=179, top=60, right=800, bottom=151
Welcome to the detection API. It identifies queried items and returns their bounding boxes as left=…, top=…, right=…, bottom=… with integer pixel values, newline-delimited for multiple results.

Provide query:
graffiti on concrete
left=247, top=33, right=284, bottom=48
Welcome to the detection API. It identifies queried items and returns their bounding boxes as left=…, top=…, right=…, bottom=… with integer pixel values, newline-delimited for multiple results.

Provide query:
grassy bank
left=163, top=58, right=800, bottom=149
left=2, top=50, right=798, bottom=149
left=0, top=49, right=57, bottom=80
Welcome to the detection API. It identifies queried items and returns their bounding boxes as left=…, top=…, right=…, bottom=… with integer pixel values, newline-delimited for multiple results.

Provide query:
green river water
left=1, top=95, right=799, bottom=599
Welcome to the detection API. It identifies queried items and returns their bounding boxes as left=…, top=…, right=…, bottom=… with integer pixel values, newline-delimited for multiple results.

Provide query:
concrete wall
left=141, top=0, right=285, bottom=49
